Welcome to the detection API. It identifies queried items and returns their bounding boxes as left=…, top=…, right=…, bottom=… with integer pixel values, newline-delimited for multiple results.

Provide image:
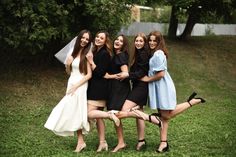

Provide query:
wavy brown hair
left=148, top=31, right=168, bottom=58
left=71, top=29, right=92, bottom=74
left=92, top=30, right=112, bottom=56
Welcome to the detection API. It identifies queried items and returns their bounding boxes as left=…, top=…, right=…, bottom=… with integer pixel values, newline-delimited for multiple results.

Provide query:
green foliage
left=0, top=0, right=146, bottom=57
left=0, top=0, right=70, bottom=55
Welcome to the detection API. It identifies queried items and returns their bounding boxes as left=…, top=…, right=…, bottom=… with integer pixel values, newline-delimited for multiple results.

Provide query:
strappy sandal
left=149, top=113, right=162, bottom=128
left=187, top=92, right=206, bottom=107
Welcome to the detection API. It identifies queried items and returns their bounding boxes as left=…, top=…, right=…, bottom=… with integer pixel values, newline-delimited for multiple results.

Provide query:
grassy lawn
left=0, top=36, right=236, bottom=157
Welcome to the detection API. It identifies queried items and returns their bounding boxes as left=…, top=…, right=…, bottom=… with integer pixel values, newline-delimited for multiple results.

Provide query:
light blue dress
left=148, top=50, right=176, bottom=110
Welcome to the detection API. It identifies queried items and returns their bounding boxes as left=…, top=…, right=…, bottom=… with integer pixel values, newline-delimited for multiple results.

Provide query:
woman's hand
left=86, top=51, right=94, bottom=65
left=140, top=75, right=149, bottom=82
left=117, top=72, right=129, bottom=81
left=66, top=84, right=78, bottom=96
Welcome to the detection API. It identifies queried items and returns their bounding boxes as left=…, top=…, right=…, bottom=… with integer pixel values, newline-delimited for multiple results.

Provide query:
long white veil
left=54, top=36, right=77, bottom=64
left=54, top=37, right=93, bottom=64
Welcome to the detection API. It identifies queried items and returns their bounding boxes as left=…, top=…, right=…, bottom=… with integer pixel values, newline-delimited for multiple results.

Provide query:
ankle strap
left=161, top=140, right=167, bottom=142
left=99, top=140, right=107, bottom=143
left=188, top=101, right=192, bottom=107
left=138, top=139, right=145, bottom=142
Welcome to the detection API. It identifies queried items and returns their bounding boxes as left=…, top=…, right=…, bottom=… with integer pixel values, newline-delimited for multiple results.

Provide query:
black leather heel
left=187, top=92, right=206, bottom=107
left=136, top=139, right=146, bottom=151
left=149, top=113, right=162, bottom=128
left=195, top=97, right=206, bottom=103
left=156, top=141, right=169, bottom=153
left=187, top=92, right=197, bottom=107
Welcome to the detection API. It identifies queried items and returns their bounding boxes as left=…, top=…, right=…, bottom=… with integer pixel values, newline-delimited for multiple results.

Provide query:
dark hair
left=148, top=31, right=168, bottom=58
left=71, top=29, right=92, bottom=74
left=113, top=34, right=129, bottom=54
left=92, top=30, right=112, bottom=56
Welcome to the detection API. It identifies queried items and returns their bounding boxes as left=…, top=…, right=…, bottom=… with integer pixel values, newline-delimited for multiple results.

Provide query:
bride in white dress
left=44, top=30, right=92, bottom=152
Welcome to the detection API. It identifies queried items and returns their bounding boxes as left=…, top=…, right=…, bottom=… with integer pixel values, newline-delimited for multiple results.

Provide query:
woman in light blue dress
left=141, top=31, right=206, bottom=153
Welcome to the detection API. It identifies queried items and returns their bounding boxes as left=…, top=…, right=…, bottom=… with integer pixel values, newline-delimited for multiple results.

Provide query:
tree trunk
left=179, top=10, right=198, bottom=40
left=167, top=5, right=178, bottom=40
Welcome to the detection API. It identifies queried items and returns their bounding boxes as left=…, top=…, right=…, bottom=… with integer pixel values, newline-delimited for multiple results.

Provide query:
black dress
left=127, top=48, right=149, bottom=106
left=106, top=52, right=131, bottom=111
left=87, top=47, right=111, bottom=100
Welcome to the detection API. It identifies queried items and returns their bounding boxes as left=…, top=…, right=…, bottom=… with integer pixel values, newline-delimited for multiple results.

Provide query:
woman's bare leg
left=87, top=105, right=107, bottom=152
left=74, top=130, right=86, bottom=152
left=161, top=98, right=202, bottom=120
left=111, top=100, right=136, bottom=152
left=136, top=107, right=146, bottom=150
left=111, top=121, right=126, bottom=152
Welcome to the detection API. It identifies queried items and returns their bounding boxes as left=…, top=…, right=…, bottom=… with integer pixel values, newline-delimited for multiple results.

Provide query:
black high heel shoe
left=187, top=92, right=206, bottom=107
left=149, top=113, right=162, bottom=128
left=156, top=141, right=169, bottom=153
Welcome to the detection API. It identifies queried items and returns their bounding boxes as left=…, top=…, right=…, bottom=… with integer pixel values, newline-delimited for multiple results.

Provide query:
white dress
left=44, top=57, right=90, bottom=136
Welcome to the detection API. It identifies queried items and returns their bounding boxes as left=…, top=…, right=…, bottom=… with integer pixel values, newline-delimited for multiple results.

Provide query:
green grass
left=0, top=36, right=236, bottom=157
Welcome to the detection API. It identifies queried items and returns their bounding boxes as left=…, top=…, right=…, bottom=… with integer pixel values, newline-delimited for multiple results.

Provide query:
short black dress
left=87, top=47, right=111, bottom=100
left=127, top=48, right=149, bottom=107
left=107, top=52, right=131, bottom=111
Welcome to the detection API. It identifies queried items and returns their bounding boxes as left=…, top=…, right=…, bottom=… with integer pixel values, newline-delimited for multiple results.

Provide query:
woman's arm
left=104, top=64, right=129, bottom=79
left=65, top=56, right=73, bottom=75
left=67, top=61, right=92, bottom=95
left=141, top=71, right=165, bottom=82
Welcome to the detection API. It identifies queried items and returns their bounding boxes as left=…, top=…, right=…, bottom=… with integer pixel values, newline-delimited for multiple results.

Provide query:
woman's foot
left=187, top=92, right=206, bottom=107
left=74, top=143, right=86, bottom=153
left=156, top=141, right=169, bottom=153
left=136, top=139, right=146, bottom=151
left=96, top=140, right=108, bottom=152
left=149, top=113, right=162, bottom=128
left=108, top=112, right=120, bottom=127
left=111, top=143, right=127, bottom=153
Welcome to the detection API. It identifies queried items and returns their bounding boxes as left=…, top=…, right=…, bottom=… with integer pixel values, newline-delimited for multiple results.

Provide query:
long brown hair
left=71, top=29, right=92, bottom=74
left=148, top=31, right=168, bottom=58
left=92, top=30, right=112, bottom=56
left=130, top=32, right=149, bottom=65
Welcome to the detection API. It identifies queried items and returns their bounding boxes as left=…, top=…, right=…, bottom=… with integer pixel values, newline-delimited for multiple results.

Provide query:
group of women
left=44, top=29, right=206, bottom=153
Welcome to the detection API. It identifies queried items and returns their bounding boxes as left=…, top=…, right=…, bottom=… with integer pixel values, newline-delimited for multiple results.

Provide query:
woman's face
left=134, top=36, right=145, bottom=49
left=114, top=36, right=124, bottom=52
left=149, top=35, right=158, bottom=50
left=80, top=33, right=90, bottom=47
left=95, top=32, right=106, bottom=47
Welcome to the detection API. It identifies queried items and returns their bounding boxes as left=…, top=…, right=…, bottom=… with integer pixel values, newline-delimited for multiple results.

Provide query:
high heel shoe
left=187, top=92, right=206, bottom=107
left=149, top=113, right=162, bottom=128
left=136, top=139, right=146, bottom=151
left=96, top=140, right=108, bottom=152
left=108, top=111, right=120, bottom=127
left=187, top=92, right=197, bottom=103
left=156, top=141, right=169, bottom=153
left=74, top=143, right=86, bottom=153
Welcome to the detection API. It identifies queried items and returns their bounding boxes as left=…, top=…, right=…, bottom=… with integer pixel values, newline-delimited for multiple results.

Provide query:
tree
left=146, top=0, right=236, bottom=40
left=0, top=0, right=145, bottom=60
left=0, top=0, right=70, bottom=55
left=168, top=0, right=236, bottom=40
